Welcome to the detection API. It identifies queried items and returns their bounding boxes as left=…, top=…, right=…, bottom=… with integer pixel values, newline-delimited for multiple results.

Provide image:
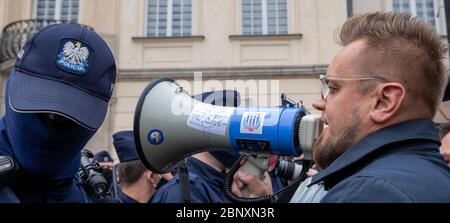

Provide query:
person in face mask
left=0, top=23, right=116, bottom=203
left=150, top=90, right=241, bottom=203
left=113, top=130, right=161, bottom=203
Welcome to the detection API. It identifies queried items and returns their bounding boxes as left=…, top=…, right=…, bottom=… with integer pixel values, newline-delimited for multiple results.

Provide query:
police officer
left=113, top=131, right=160, bottom=203
left=150, top=90, right=241, bottom=203
left=0, top=23, right=116, bottom=202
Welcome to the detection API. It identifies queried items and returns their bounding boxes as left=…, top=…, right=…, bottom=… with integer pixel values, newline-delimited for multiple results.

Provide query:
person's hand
left=307, top=164, right=319, bottom=177
left=231, top=168, right=273, bottom=198
left=441, top=151, right=450, bottom=167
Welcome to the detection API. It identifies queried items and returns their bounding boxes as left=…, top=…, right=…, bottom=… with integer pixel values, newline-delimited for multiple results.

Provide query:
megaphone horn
left=134, top=78, right=233, bottom=173
left=134, top=78, right=321, bottom=174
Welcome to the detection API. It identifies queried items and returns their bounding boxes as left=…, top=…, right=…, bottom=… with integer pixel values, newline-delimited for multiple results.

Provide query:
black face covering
left=5, top=87, right=95, bottom=180
left=209, top=150, right=241, bottom=169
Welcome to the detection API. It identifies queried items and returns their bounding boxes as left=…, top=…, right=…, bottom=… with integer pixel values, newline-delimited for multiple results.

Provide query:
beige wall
left=0, top=0, right=33, bottom=27
left=78, top=0, right=119, bottom=57
left=352, top=0, right=388, bottom=13
left=117, top=0, right=346, bottom=70
left=4, top=0, right=449, bottom=158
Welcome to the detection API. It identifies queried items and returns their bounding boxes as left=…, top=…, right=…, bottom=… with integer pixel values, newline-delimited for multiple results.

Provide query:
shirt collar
left=309, top=119, right=440, bottom=186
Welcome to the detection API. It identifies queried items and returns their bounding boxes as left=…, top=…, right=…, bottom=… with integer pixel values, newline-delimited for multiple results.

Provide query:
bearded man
left=231, top=12, right=450, bottom=202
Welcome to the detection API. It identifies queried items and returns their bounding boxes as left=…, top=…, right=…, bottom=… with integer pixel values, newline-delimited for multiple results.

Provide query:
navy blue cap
left=94, top=150, right=113, bottom=163
left=192, top=90, right=240, bottom=107
left=9, top=23, right=116, bottom=130
left=113, top=130, right=139, bottom=163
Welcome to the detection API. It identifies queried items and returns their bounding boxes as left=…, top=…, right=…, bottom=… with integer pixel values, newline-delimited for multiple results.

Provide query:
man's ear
left=145, top=170, right=152, bottom=182
left=146, top=171, right=158, bottom=186
left=370, top=83, right=405, bottom=123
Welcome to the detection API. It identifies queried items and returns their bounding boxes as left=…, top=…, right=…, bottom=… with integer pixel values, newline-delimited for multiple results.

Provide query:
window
left=145, top=0, right=192, bottom=37
left=242, top=0, right=288, bottom=35
left=392, top=0, right=438, bottom=28
left=35, top=0, right=79, bottom=22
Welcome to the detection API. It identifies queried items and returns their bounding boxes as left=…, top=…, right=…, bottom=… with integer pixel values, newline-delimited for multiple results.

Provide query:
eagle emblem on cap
left=56, top=40, right=90, bottom=74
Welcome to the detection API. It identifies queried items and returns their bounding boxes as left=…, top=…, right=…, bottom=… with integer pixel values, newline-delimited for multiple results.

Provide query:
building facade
left=0, top=0, right=448, bottom=158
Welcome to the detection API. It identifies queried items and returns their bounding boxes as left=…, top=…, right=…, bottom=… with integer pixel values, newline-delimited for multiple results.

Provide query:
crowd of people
left=1, top=11, right=450, bottom=203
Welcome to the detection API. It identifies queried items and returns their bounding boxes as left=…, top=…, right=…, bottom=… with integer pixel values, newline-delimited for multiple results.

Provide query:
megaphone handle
left=240, top=154, right=269, bottom=198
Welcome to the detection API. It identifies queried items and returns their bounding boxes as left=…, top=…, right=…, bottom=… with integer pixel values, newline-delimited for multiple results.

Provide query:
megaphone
left=134, top=78, right=322, bottom=174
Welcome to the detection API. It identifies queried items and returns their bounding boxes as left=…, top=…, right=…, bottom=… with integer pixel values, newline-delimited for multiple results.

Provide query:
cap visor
left=9, top=70, right=108, bottom=129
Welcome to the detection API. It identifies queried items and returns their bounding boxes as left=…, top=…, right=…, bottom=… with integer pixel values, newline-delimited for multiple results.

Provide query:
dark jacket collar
left=309, top=119, right=440, bottom=186
left=118, top=189, right=139, bottom=203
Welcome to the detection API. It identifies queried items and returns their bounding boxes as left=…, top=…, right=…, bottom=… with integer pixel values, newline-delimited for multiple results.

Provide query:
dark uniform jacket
left=118, top=189, right=139, bottom=203
left=310, top=120, right=450, bottom=202
left=150, top=157, right=230, bottom=203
